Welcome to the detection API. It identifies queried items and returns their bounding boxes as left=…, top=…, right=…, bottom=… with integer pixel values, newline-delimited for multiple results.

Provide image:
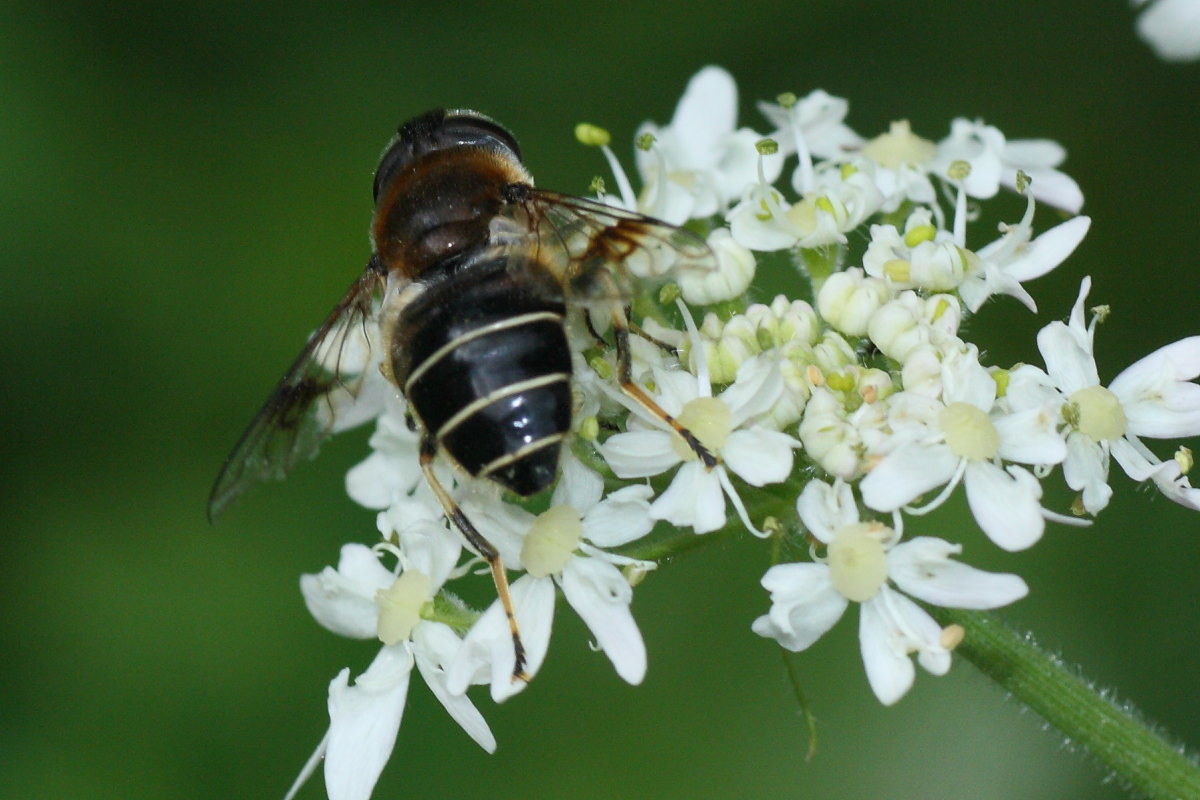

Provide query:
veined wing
left=506, top=188, right=716, bottom=303
left=207, top=266, right=387, bottom=522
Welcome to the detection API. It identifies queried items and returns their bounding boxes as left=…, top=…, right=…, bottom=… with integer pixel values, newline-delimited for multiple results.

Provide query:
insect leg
left=419, top=435, right=529, bottom=682
left=628, top=319, right=678, bottom=354
left=611, top=305, right=718, bottom=468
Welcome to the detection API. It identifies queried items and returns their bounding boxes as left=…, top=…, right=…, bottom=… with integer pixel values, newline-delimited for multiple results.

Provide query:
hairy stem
left=930, top=608, right=1200, bottom=800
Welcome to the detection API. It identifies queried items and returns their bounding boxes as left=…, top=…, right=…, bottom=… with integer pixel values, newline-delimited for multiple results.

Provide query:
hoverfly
left=209, top=108, right=717, bottom=679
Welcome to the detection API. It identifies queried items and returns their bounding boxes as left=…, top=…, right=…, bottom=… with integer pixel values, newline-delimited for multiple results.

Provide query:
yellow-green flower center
left=521, top=505, right=584, bottom=578
left=375, top=570, right=431, bottom=646
left=671, top=397, right=733, bottom=460
left=861, top=120, right=936, bottom=169
left=939, top=401, right=1000, bottom=460
left=1068, top=385, right=1127, bottom=441
left=883, top=257, right=911, bottom=282
left=827, top=521, right=891, bottom=602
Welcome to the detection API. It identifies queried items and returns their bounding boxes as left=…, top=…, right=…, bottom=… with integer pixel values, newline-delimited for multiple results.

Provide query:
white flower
left=447, top=453, right=656, bottom=700
left=867, top=290, right=962, bottom=364
left=635, top=66, right=781, bottom=223
left=860, top=120, right=938, bottom=212
left=757, top=89, right=864, bottom=194
left=1036, top=277, right=1200, bottom=513
left=287, top=534, right=492, bottom=800
left=345, top=396, right=423, bottom=510
left=678, top=228, right=756, bottom=305
left=816, top=267, right=890, bottom=338
left=962, top=190, right=1091, bottom=313
left=726, top=160, right=883, bottom=252
left=752, top=480, right=1027, bottom=705
left=1136, top=0, right=1200, bottom=61
left=860, top=343, right=1072, bottom=551
left=862, top=209, right=972, bottom=293
left=797, top=385, right=890, bottom=480
left=932, top=118, right=1083, bottom=214
left=599, top=354, right=798, bottom=535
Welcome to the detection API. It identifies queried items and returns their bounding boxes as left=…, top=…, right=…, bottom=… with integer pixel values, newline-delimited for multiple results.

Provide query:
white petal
left=1037, top=321, right=1098, bottom=394
left=669, top=66, right=738, bottom=161
left=861, top=588, right=950, bottom=705
left=722, top=428, right=795, bottom=486
left=940, top=344, right=996, bottom=410
left=324, top=645, right=413, bottom=800
left=860, top=442, right=960, bottom=512
left=1110, top=435, right=1175, bottom=482
left=457, top=493, right=533, bottom=567
left=649, top=462, right=726, bottom=532
left=1020, top=168, right=1083, bottom=215
left=561, top=557, right=646, bottom=684
left=1003, top=138, right=1066, bottom=169
left=380, top=498, right=462, bottom=591
left=599, top=430, right=681, bottom=478
left=581, top=484, right=655, bottom=547
left=963, top=463, right=1044, bottom=551
left=719, top=355, right=783, bottom=426
left=1004, top=217, right=1090, bottom=282
left=550, top=450, right=605, bottom=513
left=411, top=623, right=496, bottom=753
left=888, top=537, right=1029, bottom=608
left=345, top=452, right=401, bottom=509
left=1063, top=432, right=1112, bottom=514
left=1110, top=336, right=1200, bottom=438
left=858, top=595, right=915, bottom=706
left=650, top=367, right=702, bottom=413
left=1138, top=0, right=1200, bottom=61
left=752, top=562, right=848, bottom=651
left=445, top=575, right=555, bottom=703
left=994, top=406, right=1068, bottom=465
left=796, top=479, right=859, bottom=544
left=729, top=206, right=802, bottom=251
left=301, top=544, right=394, bottom=639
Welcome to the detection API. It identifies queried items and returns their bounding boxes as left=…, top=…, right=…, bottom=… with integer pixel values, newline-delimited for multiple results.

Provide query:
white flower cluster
left=288, top=67, right=1200, bottom=800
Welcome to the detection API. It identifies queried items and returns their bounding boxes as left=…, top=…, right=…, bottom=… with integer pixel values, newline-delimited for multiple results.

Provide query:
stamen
left=905, top=458, right=968, bottom=516
left=676, top=298, right=711, bottom=397
left=718, top=466, right=766, bottom=537
left=947, top=160, right=971, bottom=248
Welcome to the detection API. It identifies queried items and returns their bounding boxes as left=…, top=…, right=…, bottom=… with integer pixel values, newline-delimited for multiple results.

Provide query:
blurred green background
left=3, top=1, right=1199, bottom=798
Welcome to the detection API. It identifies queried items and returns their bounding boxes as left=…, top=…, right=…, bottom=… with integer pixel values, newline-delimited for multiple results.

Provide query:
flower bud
left=817, top=268, right=890, bottom=337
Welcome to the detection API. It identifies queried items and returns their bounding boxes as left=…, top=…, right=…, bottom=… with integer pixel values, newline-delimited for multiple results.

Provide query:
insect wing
left=518, top=189, right=716, bottom=303
left=207, top=268, right=386, bottom=521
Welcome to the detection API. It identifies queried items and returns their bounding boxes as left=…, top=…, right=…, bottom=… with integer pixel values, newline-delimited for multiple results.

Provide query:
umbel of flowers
left=286, top=67, right=1200, bottom=800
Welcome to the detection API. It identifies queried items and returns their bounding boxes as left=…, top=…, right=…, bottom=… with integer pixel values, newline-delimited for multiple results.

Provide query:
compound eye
left=441, top=111, right=522, bottom=162
left=373, top=135, right=416, bottom=203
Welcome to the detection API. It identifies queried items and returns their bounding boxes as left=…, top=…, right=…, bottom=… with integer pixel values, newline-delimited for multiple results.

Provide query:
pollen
left=939, top=401, right=1000, bottom=461
left=375, top=570, right=432, bottom=646
left=672, top=396, right=733, bottom=459
left=1069, top=385, right=1127, bottom=441
left=827, top=522, right=890, bottom=602
left=521, top=505, right=584, bottom=578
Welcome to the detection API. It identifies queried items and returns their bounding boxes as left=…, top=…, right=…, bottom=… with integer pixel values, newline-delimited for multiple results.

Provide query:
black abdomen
left=393, top=252, right=572, bottom=496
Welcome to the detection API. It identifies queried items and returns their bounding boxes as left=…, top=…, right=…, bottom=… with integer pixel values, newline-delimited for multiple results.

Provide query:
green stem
left=931, top=607, right=1200, bottom=800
